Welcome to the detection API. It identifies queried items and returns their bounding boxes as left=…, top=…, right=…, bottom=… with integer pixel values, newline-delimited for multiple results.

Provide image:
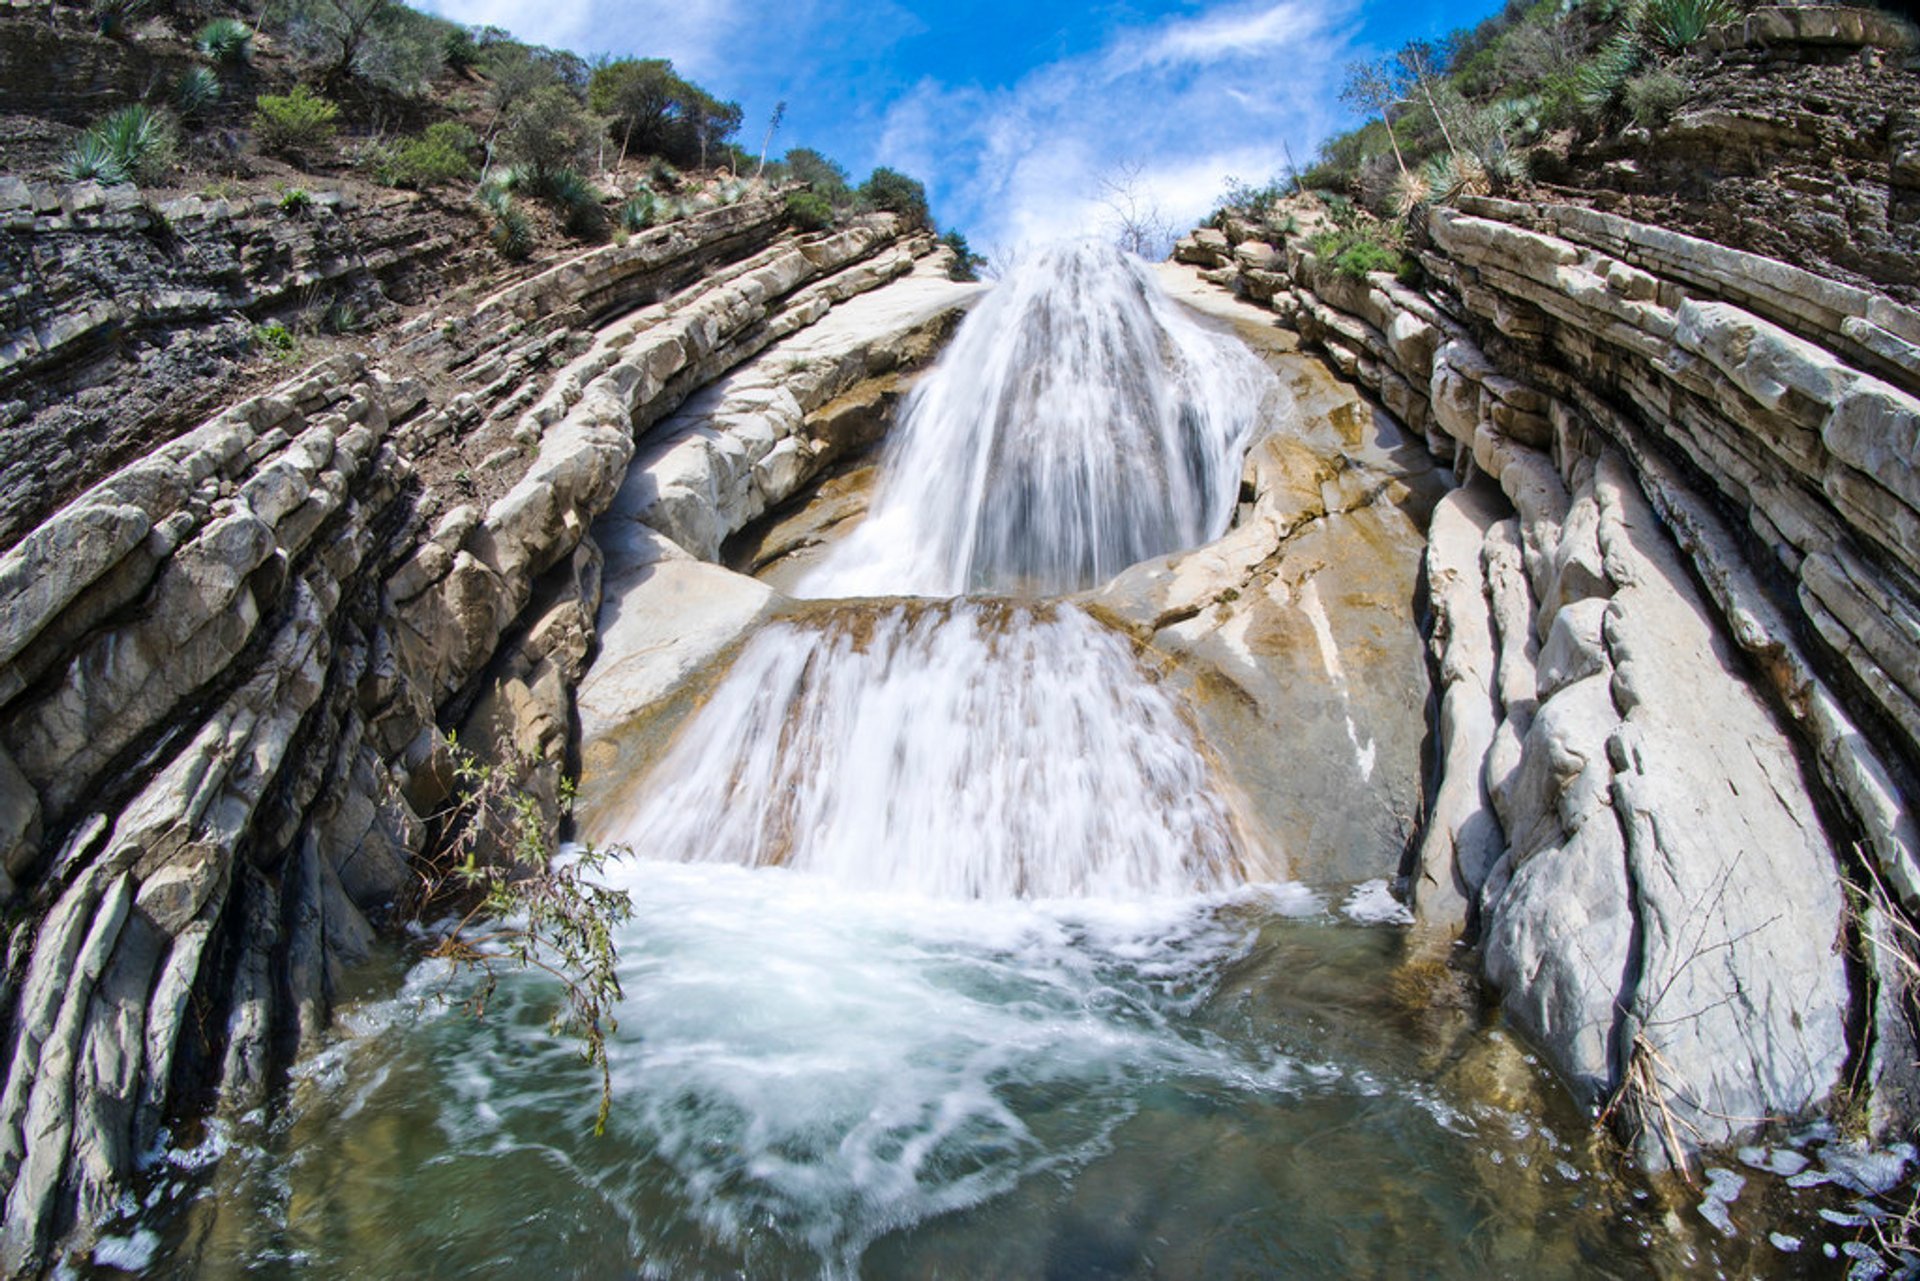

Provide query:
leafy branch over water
left=416, top=737, right=633, bottom=1133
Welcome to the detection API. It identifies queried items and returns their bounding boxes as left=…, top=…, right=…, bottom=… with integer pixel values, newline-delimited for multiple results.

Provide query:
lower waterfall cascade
left=106, top=243, right=1865, bottom=1279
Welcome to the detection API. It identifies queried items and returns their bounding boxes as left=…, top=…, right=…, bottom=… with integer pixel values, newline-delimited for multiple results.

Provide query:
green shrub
left=784, top=189, right=834, bottom=231
left=375, top=121, right=478, bottom=188
left=1623, top=67, right=1689, bottom=126
left=587, top=57, right=742, bottom=168
left=195, top=17, right=254, bottom=65
left=252, top=321, right=297, bottom=358
left=783, top=147, right=852, bottom=206
left=442, top=25, right=479, bottom=73
left=252, top=85, right=340, bottom=159
left=498, top=84, right=594, bottom=181
left=64, top=105, right=177, bottom=186
left=940, top=229, right=984, bottom=282
left=1637, top=0, right=1736, bottom=54
left=279, top=185, right=313, bottom=214
left=173, top=67, right=221, bottom=123
left=1309, top=219, right=1410, bottom=281
left=857, top=166, right=930, bottom=227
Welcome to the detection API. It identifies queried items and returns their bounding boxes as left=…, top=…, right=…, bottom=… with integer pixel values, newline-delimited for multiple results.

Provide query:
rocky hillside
left=1176, top=2, right=1920, bottom=1175
left=0, top=169, right=971, bottom=1272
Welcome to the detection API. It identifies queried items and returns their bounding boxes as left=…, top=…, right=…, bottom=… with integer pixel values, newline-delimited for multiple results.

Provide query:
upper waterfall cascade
left=800, top=241, right=1276, bottom=599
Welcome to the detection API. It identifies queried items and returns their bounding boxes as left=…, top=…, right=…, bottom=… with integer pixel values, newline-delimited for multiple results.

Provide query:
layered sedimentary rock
left=1173, top=80, right=1920, bottom=1156
left=0, top=190, right=972, bottom=1268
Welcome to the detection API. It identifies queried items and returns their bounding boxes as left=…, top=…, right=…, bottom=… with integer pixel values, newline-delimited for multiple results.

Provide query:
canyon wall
left=1174, top=50, right=1920, bottom=1161
left=0, top=187, right=973, bottom=1268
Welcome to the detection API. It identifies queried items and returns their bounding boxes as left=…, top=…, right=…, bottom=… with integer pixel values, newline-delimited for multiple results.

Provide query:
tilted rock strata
left=1172, top=180, right=1920, bottom=1157
left=0, top=178, right=477, bottom=550
left=0, top=195, right=964, bottom=1267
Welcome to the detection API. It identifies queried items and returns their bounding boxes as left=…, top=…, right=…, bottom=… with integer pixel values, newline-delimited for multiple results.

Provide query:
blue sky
left=422, top=0, right=1503, bottom=251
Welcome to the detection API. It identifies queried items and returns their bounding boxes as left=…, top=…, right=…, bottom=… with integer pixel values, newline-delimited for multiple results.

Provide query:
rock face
left=1173, top=163, right=1920, bottom=1163
left=0, top=178, right=480, bottom=551
left=1089, top=271, right=1446, bottom=885
left=0, top=189, right=971, bottom=1269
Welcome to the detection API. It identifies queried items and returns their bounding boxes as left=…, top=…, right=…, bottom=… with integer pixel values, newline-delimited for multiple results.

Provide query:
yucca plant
left=617, top=189, right=658, bottom=232
left=96, top=104, right=178, bottom=183
left=489, top=200, right=535, bottom=259
left=1390, top=168, right=1432, bottom=218
left=61, top=133, right=130, bottom=185
left=1574, top=33, right=1645, bottom=115
left=173, top=66, right=221, bottom=123
left=537, top=168, right=604, bottom=237
left=477, top=179, right=514, bottom=217
left=64, top=105, right=177, bottom=186
left=1424, top=151, right=1491, bottom=206
left=1637, top=0, right=1736, bottom=54
left=89, top=0, right=146, bottom=38
left=195, top=18, right=254, bottom=66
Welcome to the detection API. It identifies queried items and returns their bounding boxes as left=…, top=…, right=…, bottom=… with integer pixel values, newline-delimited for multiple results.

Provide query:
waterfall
left=607, top=244, right=1272, bottom=901
left=603, top=601, right=1245, bottom=899
left=800, top=241, right=1274, bottom=599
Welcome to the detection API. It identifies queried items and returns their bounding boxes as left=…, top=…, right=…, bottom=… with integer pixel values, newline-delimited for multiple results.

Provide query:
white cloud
left=874, top=0, right=1364, bottom=251
left=1119, top=1, right=1333, bottom=71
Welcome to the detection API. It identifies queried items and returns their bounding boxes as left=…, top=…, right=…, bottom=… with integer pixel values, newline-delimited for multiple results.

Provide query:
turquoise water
left=99, top=860, right=1826, bottom=1279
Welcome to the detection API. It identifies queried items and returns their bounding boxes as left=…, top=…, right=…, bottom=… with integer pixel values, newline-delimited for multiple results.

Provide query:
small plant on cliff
left=252, top=85, right=341, bottom=160
left=478, top=183, right=535, bottom=259
left=62, top=134, right=129, bottom=185
left=1622, top=67, right=1690, bottom=126
left=857, top=166, right=931, bottom=228
left=540, top=168, right=606, bottom=238
left=173, top=67, right=222, bottom=125
left=418, top=737, right=634, bottom=1134
left=1309, top=209, right=1411, bottom=282
left=278, top=185, right=314, bottom=214
left=941, top=229, right=985, bottom=282
left=89, top=0, right=146, bottom=39
left=63, top=105, right=178, bottom=186
left=1637, top=0, right=1737, bottom=55
left=784, top=189, right=834, bottom=232
left=251, top=320, right=298, bottom=359
left=617, top=189, right=658, bottom=232
left=195, top=17, right=255, bottom=66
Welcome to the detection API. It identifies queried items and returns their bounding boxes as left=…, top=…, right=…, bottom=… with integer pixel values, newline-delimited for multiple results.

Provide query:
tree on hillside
left=500, top=83, right=597, bottom=180
left=1340, top=57, right=1411, bottom=181
left=1396, top=39, right=1459, bottom=158
left=269, top=0, right=444, bottom=94
left=588, top=58, right=742, bottom=169
left=1097, top=161, right=1174, bottom=259
left=858, top=167, right=930, bottom=228
left=785, top=147, right=853, bottom=206
left=482, top=41, right=564, bottom=122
